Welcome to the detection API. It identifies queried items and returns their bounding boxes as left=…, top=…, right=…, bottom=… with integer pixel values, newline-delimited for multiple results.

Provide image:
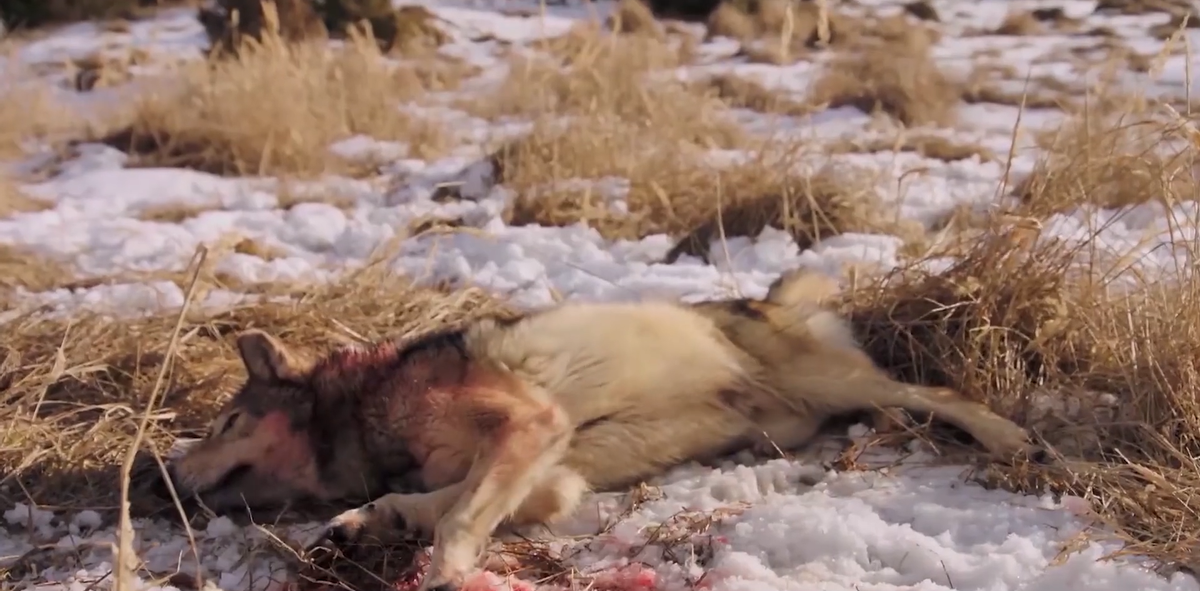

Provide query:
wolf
left=162, top=269, right=1034, bottom=591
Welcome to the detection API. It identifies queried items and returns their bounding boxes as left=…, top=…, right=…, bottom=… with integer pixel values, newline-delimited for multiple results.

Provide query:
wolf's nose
left=149, top=463, right=180, bottom=499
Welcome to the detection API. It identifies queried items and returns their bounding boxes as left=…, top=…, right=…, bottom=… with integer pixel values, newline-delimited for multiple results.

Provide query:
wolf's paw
left=418, top=575, right=462, bottom=591
left=974, top=418, right=1038, bottom=460
left=749, top=439, right=784, bottom=458
left=312, top=502, right=392, bottom=550
left=417, top=561, right=473, bottom=591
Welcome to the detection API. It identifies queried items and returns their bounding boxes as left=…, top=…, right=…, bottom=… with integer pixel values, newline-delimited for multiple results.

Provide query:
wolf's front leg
left=318, top=483, right=465, bottom=546
left=420, top=397, right=572, bottom=591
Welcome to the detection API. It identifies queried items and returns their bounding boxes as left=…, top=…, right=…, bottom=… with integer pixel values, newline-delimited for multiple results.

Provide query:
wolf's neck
left=310, top=340, right=404, bottom=401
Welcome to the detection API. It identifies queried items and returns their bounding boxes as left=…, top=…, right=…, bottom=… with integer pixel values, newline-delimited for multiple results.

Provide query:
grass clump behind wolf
left=0, top=0, right=177, bottom=30
left=201, top=0, right=448, bottom=56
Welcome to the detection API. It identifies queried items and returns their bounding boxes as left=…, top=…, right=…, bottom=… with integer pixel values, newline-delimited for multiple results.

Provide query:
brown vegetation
left=4, top=0, right=1200, bottom=587
left=95, top=23, right=449, bottom=177
left=1014, top=101, right=1198, bottom=215
left=0, top=0, right=193, bottom=32
left=808, top=42, right=961, bottom=127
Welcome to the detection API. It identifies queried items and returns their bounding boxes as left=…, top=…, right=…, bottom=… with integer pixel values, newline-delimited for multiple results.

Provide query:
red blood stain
left=590, top=564, right=659, bottom=591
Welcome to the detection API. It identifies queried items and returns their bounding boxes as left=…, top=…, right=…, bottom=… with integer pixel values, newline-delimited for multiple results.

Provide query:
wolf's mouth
left=207, top=463, right=253, bottom=493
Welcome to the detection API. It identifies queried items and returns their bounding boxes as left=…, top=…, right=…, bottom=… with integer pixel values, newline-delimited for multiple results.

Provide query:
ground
left=2, top=0, right=1200, bottom=590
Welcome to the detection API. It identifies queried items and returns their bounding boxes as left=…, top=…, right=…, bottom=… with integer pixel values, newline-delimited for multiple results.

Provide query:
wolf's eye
left=215, top=412, right=242, bottom=437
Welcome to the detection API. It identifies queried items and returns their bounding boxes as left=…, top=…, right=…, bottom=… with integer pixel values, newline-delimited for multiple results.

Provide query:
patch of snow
left=2, top=0, right=1199, bottom=589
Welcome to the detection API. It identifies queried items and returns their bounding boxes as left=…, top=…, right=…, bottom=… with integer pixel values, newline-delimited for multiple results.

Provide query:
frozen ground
left=2, top=0, right=1200, bottom=590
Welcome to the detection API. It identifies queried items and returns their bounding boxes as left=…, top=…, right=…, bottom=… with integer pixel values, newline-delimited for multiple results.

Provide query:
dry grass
left=0, top=174, right=51, bottom=218
left=991, top=11, right=1045, bottom=36
left=700, top=73, right=814, bottom=115
left=0, top=0, right=196, bottom=32
left=827, top=133, right=995, bottom=162
left=0, top=244, right=75, bottom=295
left=975, top=7, right=1084, bottom=36
left=706, top=0, right=849, bottom=47
left=493, top=114, right=744, bottom=240
left=902, top=1, right=939, bottom=22
left=1014, top=98, right=1199, bottom=215
left=201, top=0, right=451, bottom=57
left=6, top=0, right=1200, bottom=586
left=836, top=89, right=1200, bottom=570
left=961, top=80, right=1075, bottom=110
left=460, top=23, right=704, bottom=121
left=844, top=224, right=1200, bottom=571
left=95, top=22, right=450, bottom=177
left=0, top=71, right=89, bottom=161
left=230, top=236, right=288, bottom=261
left=0, top=264, right=514, bottom=515
left=658, top=160, right=925, bottom=264
left=201, top=0, right=329, bottom=56
left=807, top=38, right=961, bottom=127
left=469, top=24, right=937, bottom=249
left=608, top=0, right=665, bottom=37
left=136, top=203, right=220, bottom=224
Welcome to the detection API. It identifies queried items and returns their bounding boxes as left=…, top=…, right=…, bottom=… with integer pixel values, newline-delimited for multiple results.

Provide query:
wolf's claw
left=313, top=502, right=377, bottom=550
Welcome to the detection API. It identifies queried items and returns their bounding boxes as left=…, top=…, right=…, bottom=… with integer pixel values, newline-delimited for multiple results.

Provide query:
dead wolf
left=163, top=269, right=1033, bottom=591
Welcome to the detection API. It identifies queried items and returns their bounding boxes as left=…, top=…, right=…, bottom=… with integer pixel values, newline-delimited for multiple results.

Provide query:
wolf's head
left=164, top=330, right=334, bottom=512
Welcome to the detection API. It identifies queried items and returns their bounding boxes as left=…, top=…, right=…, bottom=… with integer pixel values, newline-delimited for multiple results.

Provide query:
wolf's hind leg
left=781, top=348, right=1033, bottom=458
left=748, top=413, right=824, bottom=457
left=508, top=464, right=590, bottom=527
left=864, top=381, right=1032, bottom=457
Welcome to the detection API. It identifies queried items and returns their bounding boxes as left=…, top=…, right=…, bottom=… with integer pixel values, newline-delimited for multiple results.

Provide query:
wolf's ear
left=236, top=330, right=307, bottom=383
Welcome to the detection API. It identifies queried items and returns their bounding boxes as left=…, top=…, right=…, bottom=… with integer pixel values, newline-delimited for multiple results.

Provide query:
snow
left=2, top=0, right=1200, bottom=590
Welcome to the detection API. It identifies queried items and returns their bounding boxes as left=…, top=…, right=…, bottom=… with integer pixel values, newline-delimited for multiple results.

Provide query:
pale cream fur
left=321, top=271, right=1033, bottom=591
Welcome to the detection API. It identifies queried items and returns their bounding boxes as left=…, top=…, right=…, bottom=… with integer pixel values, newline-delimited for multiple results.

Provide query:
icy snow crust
left=3, top=0, right=1200, bottom=590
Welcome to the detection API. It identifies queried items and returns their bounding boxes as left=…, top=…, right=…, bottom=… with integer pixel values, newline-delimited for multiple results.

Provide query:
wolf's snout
left=149, top=462, right=183, bottom=499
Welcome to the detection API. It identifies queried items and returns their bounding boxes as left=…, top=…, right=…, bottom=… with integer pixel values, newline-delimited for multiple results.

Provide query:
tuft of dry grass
left=827, top=134, right=995, bottom=162
left=706, top=0, right=848, bottom=47
left=1148, top=12, right=1200, bottom=40
left=459, top=26, right=769, bottom=242
left=844, top=218, right=1200, bottom=570
left=0, top=72, right=90, bottom=161
left=902, top=0, right=939, bottom=22
left=493, top=113, right=745, bottom=240
left=838, top=89, right=1200, bottom=570
left=462, top=23, right=703, bottom=122
left=992, top=11, right=1044, bottom=36
left=230, top=236, right=288, bottom=260
left=961, top=73, right=1076, bottom=110
left=0, top=0, right=195, bottom=32
left=660, top=161, right=926, bottom=264
left=700, top=73, right=813, bottom=115
left=95, top=24, right=449, bottom=177
left=468, top=24, right=931, bottom=259
left=0, top=243, right=75, bottom=295
left=608, top=0, right=665, bottom=37
left=0, top=174, right=51, bottom=219
left=201, top=0, right=329, bottom=57
left=808, top=40, right=961, bottom=127
left=136, top=203, right=219, bottom=224
left=202, top=0, right=450, bottom=57
left=1013, top=99, right=1198, bottom=216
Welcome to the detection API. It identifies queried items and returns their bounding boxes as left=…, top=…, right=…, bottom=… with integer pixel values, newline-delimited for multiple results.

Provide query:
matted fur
left=164, top=269, right=1033, bottom=591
